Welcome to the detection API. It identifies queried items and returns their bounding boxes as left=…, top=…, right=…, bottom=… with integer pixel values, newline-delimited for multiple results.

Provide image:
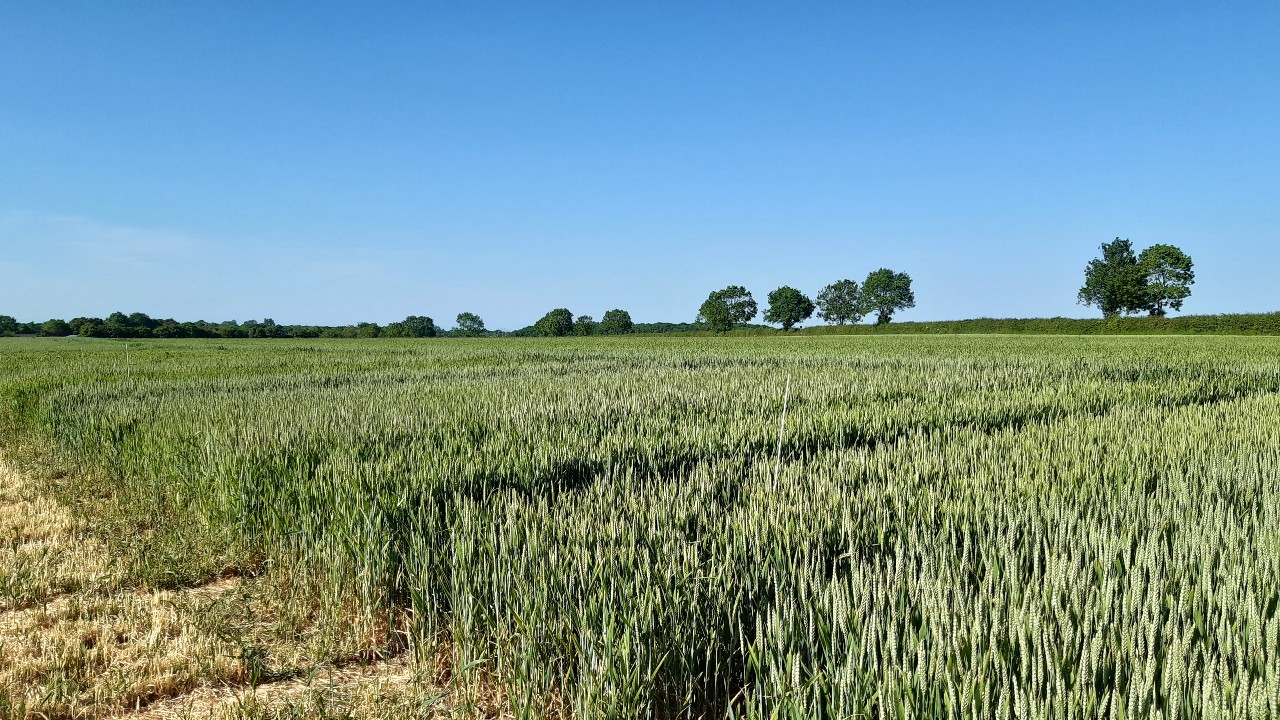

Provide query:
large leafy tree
left=697, top=297, right=733, bottom=332
left=390, top=315, right=437, bottom=337
left=534, top=308, right=574, bottom=337
left=715, top=285, right=758, bottom=325
left=861, top=269, right=916, bottom=325
left=354, top=321, right=381, bottom=338
left=1138, top=244, right=1194, bottom=316
left=698, top=285, right=757, bottom=332
left=38, top=319, right=72, bottom=337
left=0, top=315, right=17, bottom=336
left=1078, top=238, right=1149, bottom=318
left=599, top=309, right=634, bottom=334
left=456, top=312, right=486, bottom=336
left=763, top=286, right=815, bottom=330
left=815, top=279, right=863, bottom=325
left=573, top=315, right=597, bottom=336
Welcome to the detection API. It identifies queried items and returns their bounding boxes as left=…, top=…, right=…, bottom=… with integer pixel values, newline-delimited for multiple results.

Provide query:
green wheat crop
left=1, top=335, right=1277, bottom=718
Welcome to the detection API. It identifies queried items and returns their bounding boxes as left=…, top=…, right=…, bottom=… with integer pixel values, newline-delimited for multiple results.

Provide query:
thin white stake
left=773, top=373, right=791, bottom=484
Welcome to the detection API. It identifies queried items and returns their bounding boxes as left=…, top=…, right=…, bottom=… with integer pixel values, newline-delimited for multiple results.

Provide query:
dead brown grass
left=0, top=452, right=473, bottom=720
left=0, top=455, right=117, bottom=610
left=120, top=657, right=420, bottom=720
left=0, top=451, right=244, bottom=716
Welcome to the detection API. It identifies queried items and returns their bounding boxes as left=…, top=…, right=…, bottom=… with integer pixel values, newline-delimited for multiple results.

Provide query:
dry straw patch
left=0, top=454, right=434, bottom=719
left=116, top=637, right=519, bottom=720
left=121, top=657, right=422, bottom=720
left=0, top=583, right=244, bottom=715
left=0, top=451, right=243, bottom=716
left=0, top=455, right=115, bottom=610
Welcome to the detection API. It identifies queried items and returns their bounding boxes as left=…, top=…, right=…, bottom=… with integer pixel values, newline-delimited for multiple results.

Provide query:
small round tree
left=763, top=286, right=815, bottom=330
left=456, top=312, right=486, bottom=336
left=1138, top=244, right=1194, bottom=316
left=599, top=309, right=634, bottom=334
left=861, top=269, right=916, bottom=325
left=816, top=279, right=864, bottom=325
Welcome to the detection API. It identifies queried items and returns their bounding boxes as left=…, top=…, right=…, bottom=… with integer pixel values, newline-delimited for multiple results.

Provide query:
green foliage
left=455, top=312, right=486, bottom=337
left=797, top=312, right=1280, bottom=336
left=242, top=319, right=281, bottom=339
left=599, top=309, right=634, bottom=335
left=6, top=312, right=456, bottom=340
left=0, top=316, right=18, bottom=337
left=698, top=286, right=757, bottom=332
left=697, top=297, right=733, bottom=332
left=815, top=279, right=863, bottom=325
left=385, top=316, right=437, bottom=338
left=408, top=315, right=438, bottom=338
left=631, top=321, right=713, bottom=334
left=1080, top=239, right=1197, bottom=318
left=1139, top=243, right=1195, bottom=316
left=127, top=312, right=157, bottom=331
left=1078, top=238, right=1148, bottom=318
left=573, top=315, right=597, bottom=336
left=37, top=319, right=72, bottom=337
left=762, top=286, right=814, bottom=330
left=534, top=308, right=575, bottom=337
left=860, top=268, right=915, bottom=324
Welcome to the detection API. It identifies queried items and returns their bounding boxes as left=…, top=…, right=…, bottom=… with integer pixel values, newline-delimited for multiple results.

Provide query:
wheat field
left=1, top=335, right=1278, bottom=718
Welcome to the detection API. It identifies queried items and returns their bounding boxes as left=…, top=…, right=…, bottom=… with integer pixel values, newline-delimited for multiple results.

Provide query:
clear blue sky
left=3, top=2, right=1277, bottom=329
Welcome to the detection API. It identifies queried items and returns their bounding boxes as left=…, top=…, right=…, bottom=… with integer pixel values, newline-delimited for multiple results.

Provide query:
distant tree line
left=796, top=313, right=1280, bottom=336
left=0, top=311, right=503, bottom=339
left=693, top=268, right=917, bottom=332
left=510, top=309, right=635, bottom=337
left=0, top=240, right=1212, bottom=339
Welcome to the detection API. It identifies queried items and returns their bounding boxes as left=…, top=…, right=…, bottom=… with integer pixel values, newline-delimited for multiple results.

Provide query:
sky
left=2, top=2, right=1278, bottom=329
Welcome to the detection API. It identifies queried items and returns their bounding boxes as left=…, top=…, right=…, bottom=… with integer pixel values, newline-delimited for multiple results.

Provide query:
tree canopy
left=455, top=312, right=486, bottom=336
left=385, top=315, right=437, bottom=338
left=534, top=308, right=575, bottom=337
left=599, top=309, right=634, bottom=335
left=763, top=286, right=815, bottom=330
left=1079, top=239, right=1194, bottom=318
left=573, top=315, right=597, bottom=336
left=815, top=279, right=863, bottom=326
left=697, top=298, right=733, bottom=332
left=698, top=286, right=757, bottom=332
left=1078, top=239, right=1148, bottom=318
left=38, top=319, right=72, bottom=337
left=1139, top=244, right=1195, bottom=316
left=860, top=269, right=916, bottom=325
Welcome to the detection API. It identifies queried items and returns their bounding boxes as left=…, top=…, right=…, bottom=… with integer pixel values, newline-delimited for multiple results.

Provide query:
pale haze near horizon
left=2, top=3, right=1277, bottom=330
